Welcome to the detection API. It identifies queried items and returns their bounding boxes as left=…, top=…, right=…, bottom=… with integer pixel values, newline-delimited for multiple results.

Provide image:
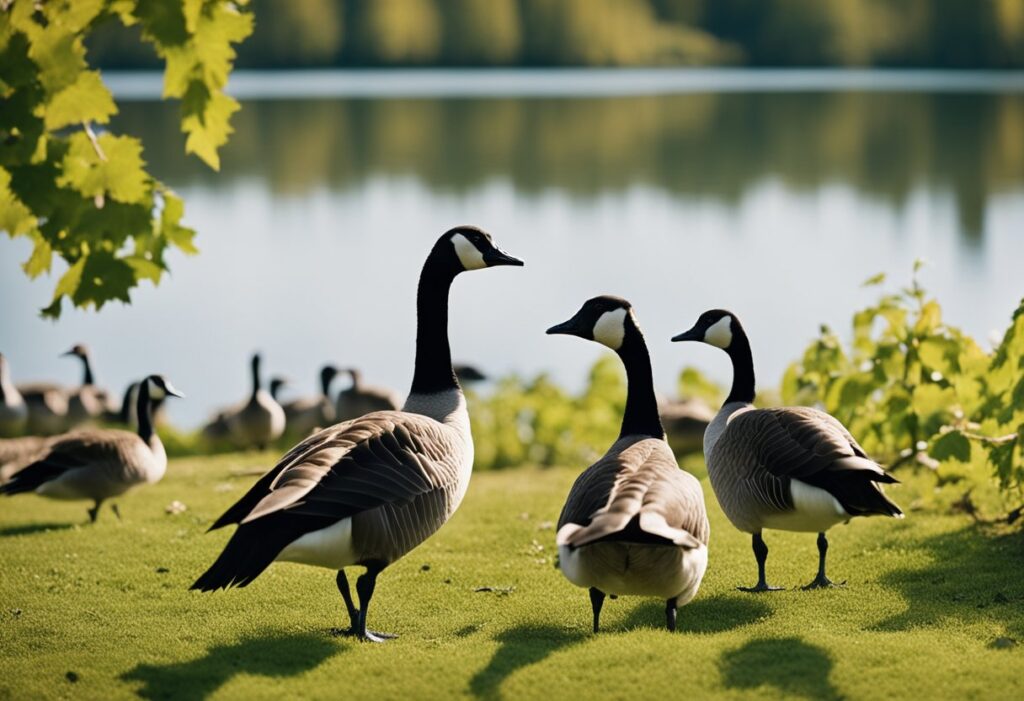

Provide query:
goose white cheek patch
left=146, top=380, right=166, bottom=400
left=704, top=315, right=733, bottom=348
left=452, top=233, right=487, bottom=270
left=593, top=308, right=627, bottom=350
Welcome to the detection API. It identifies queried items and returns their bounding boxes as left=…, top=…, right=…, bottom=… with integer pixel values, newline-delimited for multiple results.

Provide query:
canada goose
left=62, top=344, right=115, bottom=428
left=0, top=375, right=184, bottom=522
left=225, top=353, right=285, bottom=451
left=192, top=226, right=523, bottom=642
left=282, top=366, right=339, bottom=437
left=0, top=353, right=28, bottom=438
left=334, top=368, right=401, bottom=422
left=659, top=396, right=715, bottom=456
left=17, top=382, right=69, bottom=436
left=672, top=310, right=903, bottom=590
left=547, top=296, right=709, bottom=632
left=269, top=377, right=289, bottom=402
left=453, top=363, right=488, bottom=385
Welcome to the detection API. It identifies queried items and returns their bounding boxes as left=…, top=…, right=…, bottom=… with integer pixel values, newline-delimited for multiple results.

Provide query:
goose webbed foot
left=738, top=582, right=784, bottom=593
left=802, top=575, right=845, bottom=590
left=330, top=626, right=398, bottom=642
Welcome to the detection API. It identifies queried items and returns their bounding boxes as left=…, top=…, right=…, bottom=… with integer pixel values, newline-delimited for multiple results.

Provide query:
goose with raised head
left=334, top=368, right=401, bottom=422
left=110, top=381, right=168, bottom=429
left=191, top=226, right=523, bottom=642
left=0, top=353, right=28, bottom=438
left=1, top=375, right=184, bottom=522
left=226, top=353, right=286, bottom=451
left=548, top=296, right=709, bottom=632
left=282, top=365, right=339, bottom=437
left=62, top=344, right=115, bottom=429
left=672, top=310, right=903, bottom=591
left=269, top=377, right=289, bottom=402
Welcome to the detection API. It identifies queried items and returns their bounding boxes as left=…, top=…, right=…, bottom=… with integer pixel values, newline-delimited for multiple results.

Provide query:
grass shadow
left=871, top=525, right=1024, bottom=637
left=0, top=522, right=74, bottom=537
left=720, top=637, right=841, bottom=701
left=469, top=624, right=586, bottom=701
left=121, top=632, right=342, bottom=700
left=623, top=593, right=771, bottom=633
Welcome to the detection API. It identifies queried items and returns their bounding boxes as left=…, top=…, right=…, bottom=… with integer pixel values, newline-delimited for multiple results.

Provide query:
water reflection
left=115, top=91, right=1024, bottom=239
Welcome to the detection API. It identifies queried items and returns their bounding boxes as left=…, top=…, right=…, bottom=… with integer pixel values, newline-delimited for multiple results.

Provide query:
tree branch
left=82, top=122, right=106, bottom=161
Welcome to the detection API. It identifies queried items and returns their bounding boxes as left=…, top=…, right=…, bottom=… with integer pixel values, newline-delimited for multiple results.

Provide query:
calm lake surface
left=2, top=70, right=1022, bottom=427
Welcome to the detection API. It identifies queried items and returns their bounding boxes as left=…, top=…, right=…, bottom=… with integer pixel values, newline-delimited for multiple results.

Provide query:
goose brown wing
left=225, top=412, right=462, bottom=526
left=723, top=407, right=900, bottom=516
left=0, top=430, right=134, bottom=495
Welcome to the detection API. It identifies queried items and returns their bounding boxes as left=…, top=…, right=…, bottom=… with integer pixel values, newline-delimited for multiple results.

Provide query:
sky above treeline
left=89, top=0, right=1024, bottom=70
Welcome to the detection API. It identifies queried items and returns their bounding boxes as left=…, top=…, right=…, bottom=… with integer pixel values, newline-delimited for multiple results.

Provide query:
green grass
left=1, top=455, right=1022, bottom=701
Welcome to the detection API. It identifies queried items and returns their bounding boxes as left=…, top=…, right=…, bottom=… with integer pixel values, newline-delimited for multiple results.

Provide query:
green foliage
left=469, top=355, right=626, bottom=471
left=783, top=266, right=1024, bottom=496
left=0, top=0, right=251, bottom=317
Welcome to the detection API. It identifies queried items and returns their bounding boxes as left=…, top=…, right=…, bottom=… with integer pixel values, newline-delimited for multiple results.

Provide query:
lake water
left=2, top=70, right=1022, bottom=427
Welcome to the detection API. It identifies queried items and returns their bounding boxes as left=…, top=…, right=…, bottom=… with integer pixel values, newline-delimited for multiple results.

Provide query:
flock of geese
left=0, top=226, right=903, bottom=640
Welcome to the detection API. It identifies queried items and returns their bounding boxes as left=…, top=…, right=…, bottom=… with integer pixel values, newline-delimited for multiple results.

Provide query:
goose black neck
left=80, top=354, right=95, bottom=386
left=249, top=357, right=262, bottom=400
left=319, top=371, right=333, bottom=398
left=118, top=383, right=136, bottom=424
left=136, top=381, right=155, bottom=442
left=410, top=251, right=460, bottom=395
left=725, top=327, right=756, bottom=405
left=617, top=326, right=664, bottom=440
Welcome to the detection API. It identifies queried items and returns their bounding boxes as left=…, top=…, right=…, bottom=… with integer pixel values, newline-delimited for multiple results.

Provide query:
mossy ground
left=1, top=454, right=1022, bottom=700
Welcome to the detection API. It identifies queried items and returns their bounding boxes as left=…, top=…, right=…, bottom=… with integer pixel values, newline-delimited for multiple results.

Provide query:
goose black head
left=547, top=295, right=636, bottom=351
left=61, top=343, right=90, bottom=359
left=440, top=225, right=524, bottom=273
left=144, top=374, right=185, bottom=401
left=671, top=309, right=738, bottom=350
left=269, top=376, right=289, bottom=400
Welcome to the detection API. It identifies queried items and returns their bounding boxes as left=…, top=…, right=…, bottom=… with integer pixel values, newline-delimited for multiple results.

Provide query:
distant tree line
left=89, top=0, right=1024, bottom=69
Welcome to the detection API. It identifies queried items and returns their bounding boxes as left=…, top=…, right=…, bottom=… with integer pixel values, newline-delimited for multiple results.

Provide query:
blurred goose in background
left=192, top=226, right=523, bottom=642
left=0, top=353, right=28, bottom=438
left=269, top=377, right=289, bottom=402
left=453, top=363, right=488, bottom=385
left=672, top=310, right=903, bottom=591
left=659, top=396, right=715, bottom=456
left=62, top=344, right=115, bottom=429
left=17, top=381, right=69, bottom=436
left=282, top=365, right=338, bottom=437
left=226, top=353, right=285, bottom=451
left=548, top=296, right=709, bottom=633
left=1, top=375, right=184, bottom=522
left=334, top=368, right=401, bottom=422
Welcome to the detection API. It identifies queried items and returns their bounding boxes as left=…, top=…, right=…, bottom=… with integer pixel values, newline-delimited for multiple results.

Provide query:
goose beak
left=547, top=316, right=585, bottom=337
left=164, top=383, right=185, bottom=399
left=671, top=326, right=701, bottom=343
left=483, top=247, right=524, bottom=267
left=60, top=349, right=76, bottom=357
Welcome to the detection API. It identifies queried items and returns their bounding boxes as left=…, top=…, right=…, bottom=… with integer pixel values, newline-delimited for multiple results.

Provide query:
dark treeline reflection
left=113, top=92, right=1024, bottom=239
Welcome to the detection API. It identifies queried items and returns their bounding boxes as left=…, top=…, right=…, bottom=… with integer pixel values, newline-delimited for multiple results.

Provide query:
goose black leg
left=111, top=503, right=122, bottom=521
left=665, top=597, right=678, bottom=632
left=739, top=532, right=783, bottom=592
left=589, top=587, right=606, bottom=633
left=329, top=570, right=361, bottom=636
left=802, top=532, right=844, bottom=589
left=87, top=500, right=103, bottom=523
left=354, top=563, right=397, bottom=643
